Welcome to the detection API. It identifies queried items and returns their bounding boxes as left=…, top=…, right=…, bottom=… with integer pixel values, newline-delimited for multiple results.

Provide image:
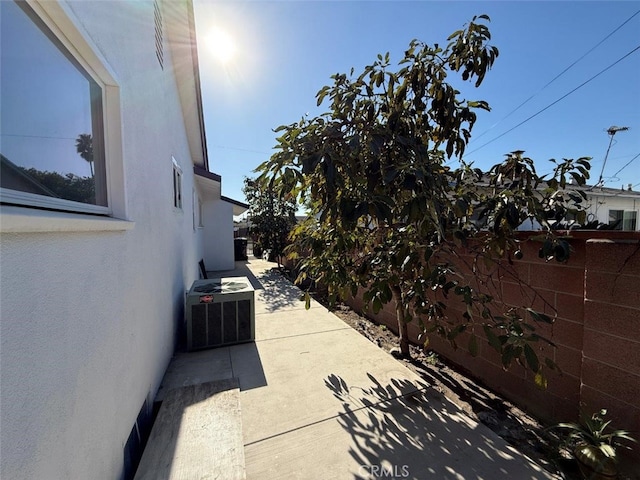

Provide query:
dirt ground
left=274, top=267, right=638, bottom=479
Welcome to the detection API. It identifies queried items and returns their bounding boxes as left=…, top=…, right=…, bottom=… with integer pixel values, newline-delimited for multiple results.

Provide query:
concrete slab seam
left=243, top=384, right=431, bottom=448
left=254, top=327, right=354, bottom=344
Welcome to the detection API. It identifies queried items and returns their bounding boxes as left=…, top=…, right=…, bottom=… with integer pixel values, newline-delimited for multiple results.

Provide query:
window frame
left=192, top=189, right=203, bottom=230
left=0, top=0, right=126, bottom=221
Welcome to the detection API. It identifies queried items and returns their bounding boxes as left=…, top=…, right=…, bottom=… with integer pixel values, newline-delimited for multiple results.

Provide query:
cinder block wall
left=582, top=239, right=640, bottom=446
left=343, top=232, right=640, bottom=453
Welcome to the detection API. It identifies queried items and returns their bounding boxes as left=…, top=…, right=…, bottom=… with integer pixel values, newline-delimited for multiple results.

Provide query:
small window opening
left=172, top=157, right=182, bottom=210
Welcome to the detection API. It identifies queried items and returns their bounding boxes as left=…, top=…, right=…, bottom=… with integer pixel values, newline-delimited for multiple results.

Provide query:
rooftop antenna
left=596, top=126, right=629, bottom=187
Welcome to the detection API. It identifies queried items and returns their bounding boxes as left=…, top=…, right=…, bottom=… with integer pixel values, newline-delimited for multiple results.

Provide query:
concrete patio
left=145, top=258, right=555, bottom=480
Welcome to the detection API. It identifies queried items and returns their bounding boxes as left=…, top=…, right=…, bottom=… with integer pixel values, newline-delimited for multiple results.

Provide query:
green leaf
left=468, top=334, right=479, bottom=357
left=534, top=371, right=548, bottom=390
left=545, top=357, right=562, bottom=374
left=526, top=308, right=553, bottom=324
left=447, top=324, right=466, bottom=340
left=383, top=167, right=398, bottom=184
left=483, top=325, right=502, bottom=351
left=524, top=344, right=539, bottom=373
left=372, top=296, right=383, bottom=314
left=447, top=29, right=464, bottom=40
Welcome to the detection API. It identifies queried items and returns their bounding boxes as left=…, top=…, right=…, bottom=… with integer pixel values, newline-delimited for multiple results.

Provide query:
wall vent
left=122, top=397, right=152, bottom=480
left=153, top=0, right=163, bottom=69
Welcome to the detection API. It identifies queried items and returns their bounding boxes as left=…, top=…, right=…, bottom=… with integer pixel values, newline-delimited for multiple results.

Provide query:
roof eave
left=221, top=195, right=249, bottom=216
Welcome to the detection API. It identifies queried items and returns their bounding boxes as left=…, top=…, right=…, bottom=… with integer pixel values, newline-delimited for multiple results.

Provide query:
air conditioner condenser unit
left=186, top=277, right=255, bottom=350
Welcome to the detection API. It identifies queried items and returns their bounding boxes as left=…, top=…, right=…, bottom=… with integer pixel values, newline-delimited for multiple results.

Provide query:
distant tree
left=22, top=167, right=95, bottom=204
left=75, top=133, right=94, bottom=177
left=243, top=177, right=297, bottom=267
left=257, top=15, right=590, bottom=385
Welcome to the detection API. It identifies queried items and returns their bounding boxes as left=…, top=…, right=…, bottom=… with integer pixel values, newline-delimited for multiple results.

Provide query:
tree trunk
left=391, top=285, right=410, bottom=358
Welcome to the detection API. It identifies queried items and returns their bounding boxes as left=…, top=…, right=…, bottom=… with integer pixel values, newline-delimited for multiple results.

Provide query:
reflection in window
left=609, top=209, right=637, bottom=231
left=624, top=211, right=638, bottom=231
left=0, top=0, right=107, bottom=209
left=609, top=210, right=624, bottom=229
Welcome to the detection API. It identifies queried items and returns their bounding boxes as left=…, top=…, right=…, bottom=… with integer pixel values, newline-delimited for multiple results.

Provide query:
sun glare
left=205, top=27, right=236, bottom=64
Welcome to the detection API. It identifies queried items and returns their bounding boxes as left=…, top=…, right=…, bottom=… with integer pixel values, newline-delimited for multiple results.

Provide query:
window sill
left=0, top=205, right=134, bottom=233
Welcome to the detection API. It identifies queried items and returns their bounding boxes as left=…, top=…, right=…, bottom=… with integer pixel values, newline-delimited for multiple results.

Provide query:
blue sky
left=193, top=1, right=640, bottom=212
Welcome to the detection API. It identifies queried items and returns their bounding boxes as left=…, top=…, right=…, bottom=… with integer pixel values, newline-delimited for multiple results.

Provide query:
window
left=172, top=158, right=182, bottom=210
left=0, top=0, right=109, bottom=214
left=609, top=209, right=637, bottom=231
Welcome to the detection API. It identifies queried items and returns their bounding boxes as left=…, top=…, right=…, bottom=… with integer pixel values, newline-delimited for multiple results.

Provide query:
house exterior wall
left=343, top=231, right=640, bottom=460
left=586, top=193, right=640, bottom=230
left=0, top=1, right=207, bottom=478
left=202, top=198, right=235, bottom=271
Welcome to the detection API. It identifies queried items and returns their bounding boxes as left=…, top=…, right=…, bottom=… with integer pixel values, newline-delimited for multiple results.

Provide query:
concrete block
left=135, top=379, right=245, bottom=480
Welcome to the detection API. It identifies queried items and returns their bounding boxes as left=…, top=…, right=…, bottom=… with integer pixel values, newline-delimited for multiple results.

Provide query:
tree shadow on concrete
left=324, top=372, right=552, bottom=480
left=252, top=267, right=317, bottom=314
left=209, top=261, right=308, bottom=313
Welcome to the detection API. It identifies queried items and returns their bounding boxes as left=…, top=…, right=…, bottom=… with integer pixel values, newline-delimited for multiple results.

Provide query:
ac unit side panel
left=238, top=299, right=252, bottom=342
left=222, top=301, right=237, bottom=344
left=207, top=303, right=223, bottom=346
left=190, top=303, right=207, bottom=350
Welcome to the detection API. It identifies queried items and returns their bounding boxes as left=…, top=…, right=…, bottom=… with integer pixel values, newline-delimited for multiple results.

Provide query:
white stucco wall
left=586, top=193, right=640, bottom=230
left=0, top=1, right=208, bottom=478
left=202, top=198, right=235, bottom=271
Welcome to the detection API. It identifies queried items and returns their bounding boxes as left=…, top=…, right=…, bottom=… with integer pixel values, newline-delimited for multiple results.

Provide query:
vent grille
left=154, top=1, right=163, bottom=69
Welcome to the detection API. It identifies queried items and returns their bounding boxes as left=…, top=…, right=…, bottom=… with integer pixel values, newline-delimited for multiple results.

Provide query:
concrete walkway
left=158, top=258, right=554, bottom=480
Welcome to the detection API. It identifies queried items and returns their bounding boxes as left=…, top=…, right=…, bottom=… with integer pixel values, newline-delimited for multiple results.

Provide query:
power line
left=610, top=152, right=640, bottom=179
left=464, top=44, right=640, bottom=157
left=211, top=144, right=271, bottom=155
left=0, top=133, right=78, bottom=141
left=470, top=9, right=640, bottom=143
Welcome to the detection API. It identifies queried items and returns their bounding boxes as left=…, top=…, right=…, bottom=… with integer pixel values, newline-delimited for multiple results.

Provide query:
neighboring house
left=516, top=184, right=640, bottom=232
left=579, top=184, right=640, bottom=231
left=471, top=171, right=639, bottom=232
left=0, top=1, right=245, bottom=478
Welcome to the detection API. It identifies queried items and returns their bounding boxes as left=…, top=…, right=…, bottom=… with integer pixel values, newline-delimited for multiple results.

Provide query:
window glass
left=623, top=211, right=637, bottom=231
left=608, top=210, right=624, bottom=230
left=0, top=0, right=107, bottom=208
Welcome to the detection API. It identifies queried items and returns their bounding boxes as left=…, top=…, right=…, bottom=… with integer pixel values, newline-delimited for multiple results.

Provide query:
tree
left=75, top=133, right=94, bottom=177
left=256, top=15, right=590, bottom=384
left=21, top=167, right=96, bottom=204
left=243, top=177, right=297, bottom=267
